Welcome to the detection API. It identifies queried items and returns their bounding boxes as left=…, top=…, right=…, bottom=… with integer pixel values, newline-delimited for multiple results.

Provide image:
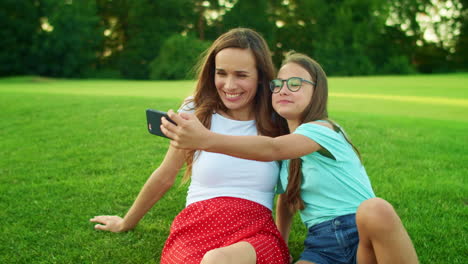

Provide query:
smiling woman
left=214, top=48, right=259, bottom=120
left=89, top=28, right=290, bottom=264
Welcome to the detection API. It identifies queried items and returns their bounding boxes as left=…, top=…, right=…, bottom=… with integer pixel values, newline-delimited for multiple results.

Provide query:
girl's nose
left=279, top=82, right=289, bottom=95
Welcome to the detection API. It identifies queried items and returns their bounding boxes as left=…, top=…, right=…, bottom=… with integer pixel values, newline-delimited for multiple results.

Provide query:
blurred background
left=1, top=0, right=467, bottom=80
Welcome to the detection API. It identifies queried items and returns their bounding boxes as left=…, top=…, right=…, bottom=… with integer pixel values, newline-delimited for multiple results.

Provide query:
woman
left=90, top=28, right=289, bottom=264
left=161, top=52, right=419, bottom=264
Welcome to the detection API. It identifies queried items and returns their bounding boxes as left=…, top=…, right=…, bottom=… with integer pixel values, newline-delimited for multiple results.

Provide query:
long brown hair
left=278, top=52, right=362, bottom=212
left=183, top=28, right=279, bottom=182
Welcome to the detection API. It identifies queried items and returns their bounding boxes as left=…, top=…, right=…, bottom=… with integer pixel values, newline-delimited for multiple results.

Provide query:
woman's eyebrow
left=215, top=68, right=250, bottom=74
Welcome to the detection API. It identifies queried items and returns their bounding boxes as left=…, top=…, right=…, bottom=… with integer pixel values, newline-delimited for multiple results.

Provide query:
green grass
left=0, top=74, right=466, bottom=263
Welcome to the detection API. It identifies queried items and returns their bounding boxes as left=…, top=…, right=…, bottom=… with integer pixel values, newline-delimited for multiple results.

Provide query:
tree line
left=2, top=0, right=467, bottom=79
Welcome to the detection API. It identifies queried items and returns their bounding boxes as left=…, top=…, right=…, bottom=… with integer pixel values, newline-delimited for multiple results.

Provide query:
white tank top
left=181, top=108, right=279, bottom=210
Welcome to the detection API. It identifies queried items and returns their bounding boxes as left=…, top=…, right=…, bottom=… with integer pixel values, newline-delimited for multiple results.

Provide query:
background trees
left=32, top=0, right=103, bottom=78
left=0, top=0, right=41, bottom=76
left=1, top=0, right=466, bottom=79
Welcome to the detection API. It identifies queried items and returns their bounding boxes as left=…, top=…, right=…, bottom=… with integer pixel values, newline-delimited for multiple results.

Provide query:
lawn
left=0, top=74, right=466, bottom=263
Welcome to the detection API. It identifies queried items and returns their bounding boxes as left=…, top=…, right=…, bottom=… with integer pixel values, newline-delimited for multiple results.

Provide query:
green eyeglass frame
left=269, top=77, right=315, bottom=93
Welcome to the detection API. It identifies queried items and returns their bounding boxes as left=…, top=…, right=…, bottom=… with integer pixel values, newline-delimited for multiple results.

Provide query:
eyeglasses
left=269, top=77, right=315, bottom=93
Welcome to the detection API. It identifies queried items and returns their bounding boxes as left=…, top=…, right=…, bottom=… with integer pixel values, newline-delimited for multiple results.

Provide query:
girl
left=161, top=52, right=419, bottom=264
left=90, top=28, right=289, bottom=264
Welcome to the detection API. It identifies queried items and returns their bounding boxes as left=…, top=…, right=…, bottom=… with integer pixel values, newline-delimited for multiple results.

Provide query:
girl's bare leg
left=356, top=198, right=419, bottom=264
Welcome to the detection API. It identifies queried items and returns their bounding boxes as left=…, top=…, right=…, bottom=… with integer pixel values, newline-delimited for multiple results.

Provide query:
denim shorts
left=299, top=214, right=359, bottom=264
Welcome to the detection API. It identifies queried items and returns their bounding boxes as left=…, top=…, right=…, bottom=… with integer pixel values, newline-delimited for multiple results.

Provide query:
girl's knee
left=356, top=198, right=401, bottom=233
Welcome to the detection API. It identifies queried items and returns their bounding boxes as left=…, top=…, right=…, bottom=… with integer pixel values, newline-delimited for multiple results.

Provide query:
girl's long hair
left=183, top=28, right=280, bottom=182
left=277, top=52, right=361, bottom=212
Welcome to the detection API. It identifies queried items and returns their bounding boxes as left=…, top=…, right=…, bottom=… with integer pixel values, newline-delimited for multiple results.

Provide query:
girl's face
left=272, top=62, right=314, bottom=122
left=214, top=48, right=258, bottom=119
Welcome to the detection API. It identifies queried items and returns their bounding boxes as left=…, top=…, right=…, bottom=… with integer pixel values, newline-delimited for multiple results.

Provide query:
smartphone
left=146, top=109, right=177, bottom=138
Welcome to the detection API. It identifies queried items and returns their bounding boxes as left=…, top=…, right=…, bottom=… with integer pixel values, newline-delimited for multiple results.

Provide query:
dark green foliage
left=387, top=0, right=464, bottom=73
left=0, top=0, right=466, bottom=78
left=32, top=0, right=104, bottom=78
left=149, top=34, right=211, bottom=80
left=94, top=0, right=131, bottom=76
left=190, top=0, right=222, bottom=40
left=368, top=26, right=417, bottom=75
left=221, top=0, right=274, bottom=43
left=413, top=42, right=452, bottom=73
left=118, top=0, right=197, bottom=79
left=454, top=0, right=468, bottom=70
left=0, top=0, right=40, bottom=76
left=381, top=55, right=416, bottom=74
left=268, top=0, right=390, bottom=75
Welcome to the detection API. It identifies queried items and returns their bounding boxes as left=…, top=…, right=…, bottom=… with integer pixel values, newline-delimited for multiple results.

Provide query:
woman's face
left=272, top=62, right=314, bottom=122
left=214, top=48, right=258, bottom=118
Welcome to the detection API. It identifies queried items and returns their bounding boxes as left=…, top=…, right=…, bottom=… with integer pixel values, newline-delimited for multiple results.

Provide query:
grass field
left=0, top=74, right=467, bottom=263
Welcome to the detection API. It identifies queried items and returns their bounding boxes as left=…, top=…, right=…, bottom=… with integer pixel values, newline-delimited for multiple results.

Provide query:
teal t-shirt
left=277, top=122, right=375, bottom=229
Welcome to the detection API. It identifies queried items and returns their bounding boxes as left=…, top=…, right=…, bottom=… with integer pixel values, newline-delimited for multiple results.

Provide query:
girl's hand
left=161, top=110, right=211, bottom=150
left=89, top=215, right=127, bottom=233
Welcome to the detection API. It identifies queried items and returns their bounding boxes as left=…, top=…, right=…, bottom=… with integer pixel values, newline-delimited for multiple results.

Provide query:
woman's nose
left=225, top=75, right=236, bottom=89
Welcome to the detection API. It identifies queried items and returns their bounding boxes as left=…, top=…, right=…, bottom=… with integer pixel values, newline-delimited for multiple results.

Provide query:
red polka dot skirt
left=160, top=197, right=289, bottom=264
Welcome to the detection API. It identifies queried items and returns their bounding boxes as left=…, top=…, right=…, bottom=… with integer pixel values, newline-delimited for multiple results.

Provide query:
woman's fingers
left=89, top=215, right=106, bottom=223
left=161, top=111, right=192, bottom=139
left=161, top=116, right=176, bottom=130
left=160, top=121, right=175, bottom=139
left=90, top=216, right=110, bottom=230
left=178, top=112, right=192, bottom=120
left=167, top=109, right=186, bottom=124
left=94, top=224, right=107, bottom=231
left=162, top=110, right=204, bottom=149
left=90, top=215, right=124, bottom=232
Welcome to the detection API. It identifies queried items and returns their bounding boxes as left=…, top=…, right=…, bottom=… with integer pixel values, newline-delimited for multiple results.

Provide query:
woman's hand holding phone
left=161, top=110, right=212, bottom=151
left=146, top=109, right=176, bottom=139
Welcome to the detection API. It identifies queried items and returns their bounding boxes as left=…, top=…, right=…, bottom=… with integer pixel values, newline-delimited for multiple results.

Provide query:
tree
left=95, top=0, right=130, bottom=77
left=1, top=0, right=465, bottom=78
left=413, top=42, right=451, bottom=73
left=191, top=0, right=222, bottom=40
left=454, top=0, right=468, bottom=69
left=0, top=0, right=41, bottom=76
left=272, top=0, right=387, bottom=75
left=32, top=0, right=103, bottom=78
left=388, top=0, right=464, bottom=73
left=118, top=0, right=197, bottom=79
left=220, top=0, right=274, bottom=43
left=149, top=34, right=210, bottom=80
left=369, top=26, right=416, bottom=74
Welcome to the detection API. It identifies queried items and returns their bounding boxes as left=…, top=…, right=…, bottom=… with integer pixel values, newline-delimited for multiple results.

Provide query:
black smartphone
left=146, top=109, right=177, bottom=138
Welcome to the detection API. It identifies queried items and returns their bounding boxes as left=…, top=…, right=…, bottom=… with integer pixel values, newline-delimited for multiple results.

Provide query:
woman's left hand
left=161, top=110, right=211, bottom=150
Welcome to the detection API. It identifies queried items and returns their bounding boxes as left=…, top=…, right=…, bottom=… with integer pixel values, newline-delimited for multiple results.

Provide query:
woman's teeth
left=226, top=93, right=241, bottom=98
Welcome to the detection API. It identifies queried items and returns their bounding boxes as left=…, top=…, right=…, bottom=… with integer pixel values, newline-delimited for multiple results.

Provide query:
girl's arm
left=90, top=146, right=186, bottom=232
left=275, top=194, right=295, bottom=243
left=161, top=110, right=321, bottom=162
